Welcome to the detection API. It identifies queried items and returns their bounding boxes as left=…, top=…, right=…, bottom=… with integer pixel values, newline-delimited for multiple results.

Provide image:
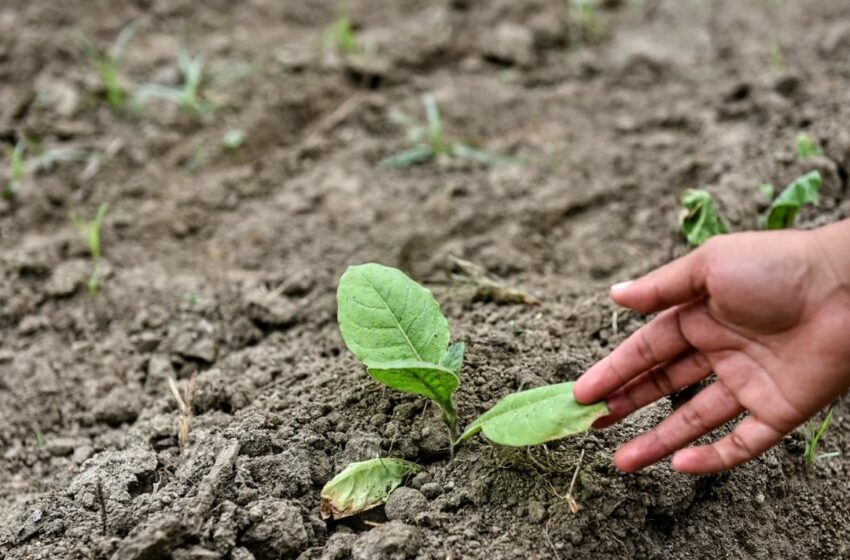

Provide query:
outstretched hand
left=574, top=220, right=850, bottom=474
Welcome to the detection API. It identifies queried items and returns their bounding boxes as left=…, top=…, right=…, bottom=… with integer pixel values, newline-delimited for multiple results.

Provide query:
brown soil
left=2, top=1, right=850, bottom=559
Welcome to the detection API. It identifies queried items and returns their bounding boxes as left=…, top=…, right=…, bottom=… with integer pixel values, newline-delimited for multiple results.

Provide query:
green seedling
left=3, top=141, right=26, bottom=199
left=77, top=21, right=138, bottom=108
left=568, top=0, right=602, bottom=48
left=680, top=171, right=822, bottom=245
left=320, top=458, right=422, bottom=519
left=331, top=263, right=608, bottom=518
left=459, top=382, right=608, bottom=446
left=379, top=94, right=514, bottom=169
left=762, top=170, right=821, bottom=230
left=337, top=263, right=608, bottom=456
left=135, top=48, right=218, bottom=116
left=795, top=133, right=824, bottom=160
left=803, top=407, right=838, bottom=464
left=679, top=189, right=729, bottom=246
left=221, top=129, right=246, bottom=151
left=324, top=15, right=359, bottom=55
left=71, top=203, right=108, bottom=294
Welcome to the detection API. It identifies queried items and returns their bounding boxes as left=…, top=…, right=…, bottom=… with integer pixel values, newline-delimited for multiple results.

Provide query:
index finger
left=574, top=306, right=690, bottom=404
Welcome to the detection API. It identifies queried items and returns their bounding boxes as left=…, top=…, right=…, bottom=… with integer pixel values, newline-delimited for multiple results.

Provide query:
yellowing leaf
left=320, top=458, right=423, bottom=519
left=459, top=382, right=608, bottom=447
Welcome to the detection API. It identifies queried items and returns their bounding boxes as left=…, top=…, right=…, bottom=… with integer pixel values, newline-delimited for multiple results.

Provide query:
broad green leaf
left=320, top=458, right=423, bottom=519
left=365, top=360, right=459, bottom=424
left=795, top=133, right=823, bottom=160
left=439, top=342, right=465, bottom=375
left=680, top=189, right=728, bottom=246
left=337, top=263, right=449, bottom=365
left=459, top=382, right=608, bottom=447
left=764, top=171, right=821, bottom=230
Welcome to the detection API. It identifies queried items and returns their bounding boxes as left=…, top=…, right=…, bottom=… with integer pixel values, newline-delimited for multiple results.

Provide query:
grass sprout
left=803, top=407, right=839, bottom=465
left=795, top=132, right=824, bottom=160
left=77, top=21, right=138, bottom=108
left=71, top=203, right=108, bottom=294
left=379, top=94, right=514, bottom=169
left=3, top=140, right=26, bottom=199
left=324, top=15, right=359, bottom=55
left=568, top=0, right=602, bottom=48
left=135, top=48, right=219, bottom=116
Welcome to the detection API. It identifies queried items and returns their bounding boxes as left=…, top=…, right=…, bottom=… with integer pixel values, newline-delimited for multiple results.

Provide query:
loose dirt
left=1, top=1, right=849, bottom=559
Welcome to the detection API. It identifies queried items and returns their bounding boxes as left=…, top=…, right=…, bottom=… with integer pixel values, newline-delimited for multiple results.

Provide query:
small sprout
left=320, top=458, right=422, bottom=519
left=568, top=0, right=602, bottom=48
left=803, top=407, right=838, bottom=465
left=135, top=48, right=219, bottom=116
left=32, top=423, right=46, bottom=448
left=3, top=140, right=26, bottom=200
left=458, top=382, right=607, bottom=446
left=679, top=189, right=729, bottom=246
left=71, top=203, right=108, bottom=294
left=762, top=170, right=821, bottom=230
left=338, top=263, right=461, bottom=451
left=758, top=183, right=775, bottom=200
left=795, top=133, right=824, bottom=160
left=324, top=15, right=359, bottom=56
left=379, top=94, right=514, bottom=169
left=221, top=129, right=246, bottom=151
left=77, top=21, right=138, bottom=108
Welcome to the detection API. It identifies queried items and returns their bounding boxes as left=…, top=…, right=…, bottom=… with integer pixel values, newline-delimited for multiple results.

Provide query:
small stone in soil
left=385, top=487, right=429, bottom=523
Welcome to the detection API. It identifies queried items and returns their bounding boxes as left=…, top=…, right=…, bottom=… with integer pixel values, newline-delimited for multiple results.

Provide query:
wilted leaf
left=764, top=171, right=821, bottom=230
left=320, top=458, right=423, bottom=519
left=458, top=382, right=608, bottom=447
left=338, top=263, right=449, bottom=365
left=680, top=189, right=729, bottom=246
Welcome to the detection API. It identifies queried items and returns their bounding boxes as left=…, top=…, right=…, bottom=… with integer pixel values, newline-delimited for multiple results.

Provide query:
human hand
left=574, top=220, right=850, bottom=474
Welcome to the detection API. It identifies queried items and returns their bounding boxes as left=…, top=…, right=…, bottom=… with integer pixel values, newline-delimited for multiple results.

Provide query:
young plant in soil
left=135, top=48, right=219, bottom=116
left=77, top=21, right=138, bottom=108
left=803, top=407, right=839, bottom=465
left=70, top=203, right=108, bottom=294
left=2, top=141, right=26, bottom=200
left=680, top=170, right=822, bottom=246
left=324, top=14, right=359, bottom=56
left=795, top=132, right=824, bottom=161
left=325, top=263, right=609, bottom=519
left=379, top=94, right=514, bottom=169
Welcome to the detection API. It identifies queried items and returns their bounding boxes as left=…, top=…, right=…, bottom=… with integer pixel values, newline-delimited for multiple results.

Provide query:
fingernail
left=611, top=280, right=633, bottom=293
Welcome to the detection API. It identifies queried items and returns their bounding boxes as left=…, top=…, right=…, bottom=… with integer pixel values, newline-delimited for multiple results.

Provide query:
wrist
left=811, top=218, right=850, bottom=296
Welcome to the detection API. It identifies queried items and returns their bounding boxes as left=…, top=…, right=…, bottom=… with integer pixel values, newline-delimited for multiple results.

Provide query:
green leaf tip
left=459, top=382, right=608, bottom=447
left=320, top=458, right=423, bottom=519
left=679, top=189, right=729, bottom=246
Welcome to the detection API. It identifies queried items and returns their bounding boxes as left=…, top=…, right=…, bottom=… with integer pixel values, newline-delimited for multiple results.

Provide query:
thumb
left=611, top=245, right=710, bottom=314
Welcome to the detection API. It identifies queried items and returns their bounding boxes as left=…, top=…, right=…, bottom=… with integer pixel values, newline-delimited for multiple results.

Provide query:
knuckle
left=679, top=404, right=710, bottom=434
left=634, top=330, right=659, bottom=366
left=648, top=366, right=675, bottom=396
left=726, top=431, right=754, bottom=462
